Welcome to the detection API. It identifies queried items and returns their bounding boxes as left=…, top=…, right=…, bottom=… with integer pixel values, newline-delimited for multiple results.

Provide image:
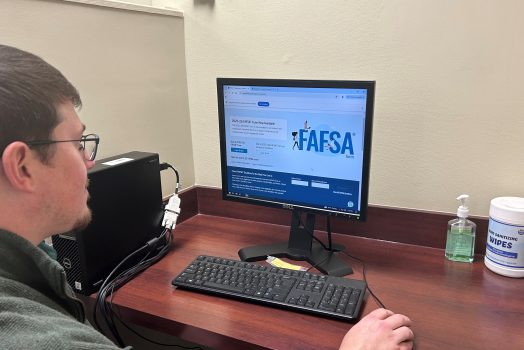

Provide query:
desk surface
left=108, top=214, right=524, bottom=350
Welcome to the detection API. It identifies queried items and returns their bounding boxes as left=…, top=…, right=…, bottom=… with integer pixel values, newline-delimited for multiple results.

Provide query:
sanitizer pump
left=445, top=195, right=477, bottom=262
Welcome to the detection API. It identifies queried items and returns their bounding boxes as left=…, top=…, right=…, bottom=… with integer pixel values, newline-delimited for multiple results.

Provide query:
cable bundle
left=93, top=228, right=172, bottom=347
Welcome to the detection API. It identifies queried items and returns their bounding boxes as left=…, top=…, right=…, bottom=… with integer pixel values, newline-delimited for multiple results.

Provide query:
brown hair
left=0, top=44, right=81, bottom=162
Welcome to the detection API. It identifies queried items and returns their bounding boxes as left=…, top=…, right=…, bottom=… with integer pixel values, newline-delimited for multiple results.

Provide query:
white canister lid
left=489, top=197, right=524, bottom=225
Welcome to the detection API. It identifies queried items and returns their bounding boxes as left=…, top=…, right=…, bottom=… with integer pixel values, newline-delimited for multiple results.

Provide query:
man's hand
left=339, top=308, right=414, bottom=350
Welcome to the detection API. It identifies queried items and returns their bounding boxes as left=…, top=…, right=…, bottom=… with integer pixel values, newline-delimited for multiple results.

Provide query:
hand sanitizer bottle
left=445, top=194, right=476, bottom=262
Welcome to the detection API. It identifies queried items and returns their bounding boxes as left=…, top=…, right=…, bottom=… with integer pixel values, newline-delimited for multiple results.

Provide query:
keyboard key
left=203, top=281, right=244, bottom=293
left=319, top=302, right=336, bottom=312
left=273, top=294, right=286, bottom=302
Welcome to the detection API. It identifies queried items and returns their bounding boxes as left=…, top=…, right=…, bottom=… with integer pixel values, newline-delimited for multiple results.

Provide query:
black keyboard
left=172, top=255, right=366, bottom=322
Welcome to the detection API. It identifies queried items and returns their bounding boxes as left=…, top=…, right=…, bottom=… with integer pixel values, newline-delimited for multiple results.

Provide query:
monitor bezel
left=217, top=77, right=375, bottom=221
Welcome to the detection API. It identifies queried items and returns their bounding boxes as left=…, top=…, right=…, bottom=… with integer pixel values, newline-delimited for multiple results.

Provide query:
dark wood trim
left=177, top=186, right=198, bottom=224
left=180, top=186, right=489, bottom=254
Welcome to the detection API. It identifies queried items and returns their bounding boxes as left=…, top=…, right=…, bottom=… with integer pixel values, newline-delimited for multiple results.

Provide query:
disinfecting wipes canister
left=484, top=197, right=524, bottom=278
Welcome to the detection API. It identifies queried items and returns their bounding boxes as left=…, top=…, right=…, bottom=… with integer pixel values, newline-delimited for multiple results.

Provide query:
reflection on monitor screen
left=218, top=78, right=375, bottom=276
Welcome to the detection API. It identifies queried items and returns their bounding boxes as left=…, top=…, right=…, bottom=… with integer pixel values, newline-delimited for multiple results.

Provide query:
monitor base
left=238, top=241, right=353, bottom=277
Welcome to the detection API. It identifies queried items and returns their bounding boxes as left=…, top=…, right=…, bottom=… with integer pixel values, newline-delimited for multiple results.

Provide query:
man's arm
left=0, top=295, right=125, bottom=350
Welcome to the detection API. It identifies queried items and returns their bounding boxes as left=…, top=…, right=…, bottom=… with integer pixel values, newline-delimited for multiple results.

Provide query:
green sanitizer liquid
left=445, top=226, right=475, bottom=263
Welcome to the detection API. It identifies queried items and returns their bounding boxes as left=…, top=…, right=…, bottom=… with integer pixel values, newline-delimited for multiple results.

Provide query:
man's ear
left=1, top=142, right=38, bottom=192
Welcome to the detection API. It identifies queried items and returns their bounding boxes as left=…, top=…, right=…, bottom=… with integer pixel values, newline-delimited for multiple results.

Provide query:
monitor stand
left=238, top=209, right=353, bottom=277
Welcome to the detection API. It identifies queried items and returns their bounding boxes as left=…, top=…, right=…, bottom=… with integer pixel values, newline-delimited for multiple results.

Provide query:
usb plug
left=162, top=194, right=181, bottom=229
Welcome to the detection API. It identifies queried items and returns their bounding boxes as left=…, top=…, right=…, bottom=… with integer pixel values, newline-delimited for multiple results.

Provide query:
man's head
left=0, top=44, right=82, bottom=162
left=0, top=45, right=96, bottom=244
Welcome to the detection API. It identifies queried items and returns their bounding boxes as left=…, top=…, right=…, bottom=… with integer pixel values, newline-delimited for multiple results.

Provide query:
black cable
left=327, top=215, right=334, bottom=251
left=106, top=232, right=169, bottom=330
left=294, top=210, right=331, bottom=251
left=305, top=254, right=331, bottom=272
left=103, top=230, right=204, bottom=349
left=339, top=250, right=386, bottom=309
left=295, top=211, right=386, bottom=309
left=94, top=229, right=171, bottom=347
left=160, top=162, right=180, bottom=194
left=325, top=216, right=386, bottom=308
left=101, top=229, right=203, bottom=349
left=96, top=240, right=159, bottom=347
left=293, top=211, right=336, bottom=272
left=109, top=304, right=203, bottom=349
left=94, top=242, right=152, bottom=345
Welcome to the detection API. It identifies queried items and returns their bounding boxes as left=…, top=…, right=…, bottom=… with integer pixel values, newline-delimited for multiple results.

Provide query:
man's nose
left=85, top=159, right=95, bottom=170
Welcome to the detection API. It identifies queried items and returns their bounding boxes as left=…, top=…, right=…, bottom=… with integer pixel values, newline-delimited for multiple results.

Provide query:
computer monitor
left=217, top=78, right=375, bottom=276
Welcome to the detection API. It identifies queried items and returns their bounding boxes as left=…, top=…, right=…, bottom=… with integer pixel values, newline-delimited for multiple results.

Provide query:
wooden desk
left=105, top=214, right=524, bottom=350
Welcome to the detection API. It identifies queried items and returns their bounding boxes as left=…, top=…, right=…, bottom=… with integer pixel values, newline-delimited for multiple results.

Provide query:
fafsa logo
left=291, top=120, right=354, bottom=155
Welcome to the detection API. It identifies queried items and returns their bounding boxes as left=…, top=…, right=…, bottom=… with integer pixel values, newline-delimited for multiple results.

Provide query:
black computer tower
left=52, top=151, right=164, bottom=295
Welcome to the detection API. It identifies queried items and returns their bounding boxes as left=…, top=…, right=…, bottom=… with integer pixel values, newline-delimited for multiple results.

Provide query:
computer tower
left=52, top=151, right=164, bottom=295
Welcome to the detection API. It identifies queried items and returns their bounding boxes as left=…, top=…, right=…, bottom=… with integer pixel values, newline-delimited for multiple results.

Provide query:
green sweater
left=0, top=229, right=124, bottom=349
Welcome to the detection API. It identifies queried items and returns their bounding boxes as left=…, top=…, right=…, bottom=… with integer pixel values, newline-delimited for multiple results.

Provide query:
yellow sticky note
left=266, top=256, right=307, bottom=271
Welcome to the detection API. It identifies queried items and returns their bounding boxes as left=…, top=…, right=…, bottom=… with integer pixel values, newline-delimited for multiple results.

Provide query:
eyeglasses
left=26, top=134, right=100, bottom=161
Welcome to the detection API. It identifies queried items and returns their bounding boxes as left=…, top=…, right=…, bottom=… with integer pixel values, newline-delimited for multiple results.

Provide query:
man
left=0, top=44, right=122, bottom=349
left=0, top=45, right=414, bottom=349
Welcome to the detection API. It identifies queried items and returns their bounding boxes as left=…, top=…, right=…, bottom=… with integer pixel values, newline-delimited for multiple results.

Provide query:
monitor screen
left=218, top=78, right=374, bottom=220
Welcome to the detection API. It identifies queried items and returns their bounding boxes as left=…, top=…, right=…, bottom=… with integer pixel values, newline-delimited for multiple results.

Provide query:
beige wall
left=3, top=0, right=524, bottom=217
left=0, top=0, right=194, bottom=196
left=164, top=0, right=523, bottom=217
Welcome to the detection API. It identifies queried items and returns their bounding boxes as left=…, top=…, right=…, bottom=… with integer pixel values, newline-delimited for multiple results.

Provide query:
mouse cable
left=325, top=216, right=386, bottom=309
left=296, top=212, right=386, bottom=309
